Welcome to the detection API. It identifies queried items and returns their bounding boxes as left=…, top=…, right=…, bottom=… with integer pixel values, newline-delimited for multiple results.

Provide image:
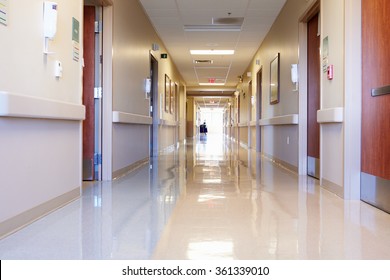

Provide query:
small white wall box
left=144, top=78, right=151, bottom=94
left=54, top=60, right=62, bottom=78
left=43, top=2, right=58, bottom=39
left=291, top=64, right=298, bottom=83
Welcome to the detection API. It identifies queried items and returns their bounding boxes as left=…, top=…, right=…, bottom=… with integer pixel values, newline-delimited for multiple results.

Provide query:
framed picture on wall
left=170, top=80, right=174, bottom=114
left=270, top=53, right=280, bottom=105
left=165, top=74, right=170, bottom=112
left=175, top=83, right=178, bottom=118
left=170, top=82, right=178, bottom=115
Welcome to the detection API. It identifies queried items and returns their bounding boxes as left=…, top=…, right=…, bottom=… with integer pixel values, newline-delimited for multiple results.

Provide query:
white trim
left=249, top=120, right=257, bottom=126
left=343, top=0, right=361, bottom=200
left=102, top=6, right=113, bottom=181
left=298, top=14, right=309, bottom=175
left=112, top=111, right=152, bottom=125
left=0, top=92, right=85, bottom=121
left=259, top=114, right=299, bottom=126
left=317, top=107, right=344, bottom=123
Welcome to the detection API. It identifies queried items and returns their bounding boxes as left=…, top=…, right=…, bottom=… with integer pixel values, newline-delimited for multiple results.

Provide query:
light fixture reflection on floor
left=187, top=240, right=234, bottom=260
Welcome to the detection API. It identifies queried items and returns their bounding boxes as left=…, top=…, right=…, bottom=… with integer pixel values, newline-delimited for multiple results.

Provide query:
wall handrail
left=259, top=114, right=298, bottom=126
left=317, top=107, right=344, bottom=123
left=0, top=91, right=85, bottom=121
left=112, top=111, right=152, bottom=125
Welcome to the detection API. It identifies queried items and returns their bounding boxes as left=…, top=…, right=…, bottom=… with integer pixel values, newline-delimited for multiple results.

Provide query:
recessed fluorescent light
left=190, top=50, right=234, bottom=55
left=199, top=83, right=225, bottom=86
left=193, top=59, right=214, bottom=64
left=184, top=25, right=241, bottom=32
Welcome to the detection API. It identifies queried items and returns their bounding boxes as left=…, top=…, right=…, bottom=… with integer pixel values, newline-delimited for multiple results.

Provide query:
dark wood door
left=82, top=6, right=96, bottom=181
left=361, top=0, right=390, bottom=212
left=150, top=55, right=159, bottom=157
left=256, top=69, right=262, bottom=152
left=307, top=13, right=320, bottom=178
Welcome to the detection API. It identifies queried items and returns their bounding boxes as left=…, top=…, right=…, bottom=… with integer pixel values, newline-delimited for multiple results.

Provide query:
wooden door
left=256, top=69, right=262, bottom=152
left=150, top=55, right=159, bottom=157
left=82, top=6, right=96, bottom=181
left=307, top=13, right=320, bottom=178
left=361, top=0, right=390, bottom=212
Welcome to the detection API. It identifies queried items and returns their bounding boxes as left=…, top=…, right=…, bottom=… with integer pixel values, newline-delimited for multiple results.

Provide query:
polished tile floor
left=1, top=134, right=390, bottom=259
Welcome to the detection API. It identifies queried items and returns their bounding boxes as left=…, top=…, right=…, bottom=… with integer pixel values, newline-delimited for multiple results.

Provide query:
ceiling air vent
left=212, top=17, right=244, bottom=25
left=184, top=17, right=243, bottom=32
left=194, top=59, right=213, bottom=64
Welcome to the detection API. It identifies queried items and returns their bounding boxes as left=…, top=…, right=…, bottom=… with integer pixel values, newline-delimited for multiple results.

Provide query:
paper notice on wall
left=72, top=41, right=80, bottom=62
left=0, top=0, right=8, bottom=26
left=322, top=36, right=329, bottom=73
left=72, top=17, right=80, bottom=62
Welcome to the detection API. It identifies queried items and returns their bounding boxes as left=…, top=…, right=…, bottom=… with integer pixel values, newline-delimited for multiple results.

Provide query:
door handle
left=371, top=85, right=390, bottom=97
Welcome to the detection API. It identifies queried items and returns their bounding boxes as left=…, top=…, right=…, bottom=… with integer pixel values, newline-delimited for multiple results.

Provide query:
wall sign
left=0, top=0, right=8, bottom=26
left=270, top=53, right=280, bottom=105
left=72, top=17, right=80, bottom=62
left=322, top=36, right=329, bottom=73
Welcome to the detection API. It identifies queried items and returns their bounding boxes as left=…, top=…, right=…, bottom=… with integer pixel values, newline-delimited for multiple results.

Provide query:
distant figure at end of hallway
left=200, top=121, right=208, bottom=135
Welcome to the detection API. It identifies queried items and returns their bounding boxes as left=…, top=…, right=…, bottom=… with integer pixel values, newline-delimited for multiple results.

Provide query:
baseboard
left=262, top=152, right=299, bottom=173
left=322, top=178, right=344, bottom=199
left=112, top=158, right=149, bottom=180
left=361, top=172, right=390, bottom=214
left=0, top=187, right=80, bottom=239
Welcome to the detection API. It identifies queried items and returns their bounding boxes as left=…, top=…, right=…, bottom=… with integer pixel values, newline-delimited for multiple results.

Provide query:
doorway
left=256, top=68, right=263, bottom=152
left=307, top=12, right=320, bottom=179
left=150, top=55, right=159, bottom=157
left=83, top=5, right=103, bottom=181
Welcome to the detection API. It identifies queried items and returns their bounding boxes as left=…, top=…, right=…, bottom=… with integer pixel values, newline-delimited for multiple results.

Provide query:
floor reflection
left=0, top=151, right=184, bottom=259
left=153, top=134, right=390, bottom=260
left=1, top=133, right=390, bottom=259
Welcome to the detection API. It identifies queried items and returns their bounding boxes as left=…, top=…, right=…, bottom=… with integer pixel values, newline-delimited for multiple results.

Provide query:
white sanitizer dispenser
left=43, top=2, right=58, bottom=40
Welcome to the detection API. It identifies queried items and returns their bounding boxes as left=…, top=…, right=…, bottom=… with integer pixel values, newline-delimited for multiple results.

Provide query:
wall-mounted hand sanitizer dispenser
left=145, top=78, right=152, bottom=94
left=43, top=2, right=58, bottom=39
left=291, top=64, right=298, bottom=84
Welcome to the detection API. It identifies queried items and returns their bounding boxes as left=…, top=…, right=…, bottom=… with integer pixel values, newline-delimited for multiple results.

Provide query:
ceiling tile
left=139, top=0, right=177, bottom=9
left=138, top=0, right=286, bottom=93
left=177, top=0, right=250, bottom=11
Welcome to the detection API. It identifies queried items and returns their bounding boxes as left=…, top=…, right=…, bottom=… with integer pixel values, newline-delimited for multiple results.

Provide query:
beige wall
left=111, top=0, right=185, bottom=172
left=186, top=97, right=195, bottom=138
left=0, top=0, right=83, bottom=236
left=239, top=0, right=361, bottom=198
left=320, top=0, right=345, bottom=194
left=178, top=84, right=187, bottom=142
left=0, top=1, right=83, bottom=103
left=239, top=0, right=315, bottom=168
left=237, top=82, right=251, bottom=124
left=239, top=127, right=249, bottom=147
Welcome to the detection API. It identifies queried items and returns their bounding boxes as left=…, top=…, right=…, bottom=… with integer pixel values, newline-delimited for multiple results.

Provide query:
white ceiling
left=139, top=0, right=286, bottom=98
left=194, top=96, right=231, bottom=109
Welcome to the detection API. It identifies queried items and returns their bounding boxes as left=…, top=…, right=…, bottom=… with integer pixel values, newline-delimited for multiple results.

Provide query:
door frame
left=150, top=53, right=159, bottom=157
left=247, top=80, right=253, bottom=149
left=101, top=5, right=113, bottom=181
left=297, top=0, right=362, bottom=199
left=82, top=5, right=97, bottom=181
left=343, top=0, right=361, bottom=200
left=298, top=3, right=318, bottom=176
left=306, top=12, right=321, bottom=179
